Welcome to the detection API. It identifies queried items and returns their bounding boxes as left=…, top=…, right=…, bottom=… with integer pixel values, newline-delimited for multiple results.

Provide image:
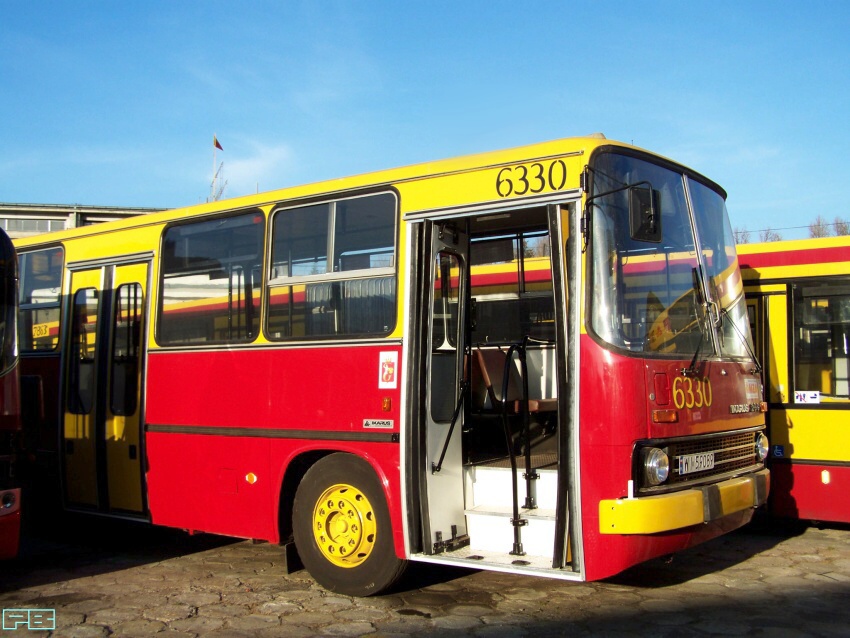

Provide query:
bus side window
left=18, top=247, right=64, bottom=352
left=111, top=283, right=142, bottom=416
left=267, top=193, right=397, bottom=339
left=68, top=288, right=99, bottom=415
left=792, top=280, right=850, bottom=400
left=159, top=211, right=264, bottom=346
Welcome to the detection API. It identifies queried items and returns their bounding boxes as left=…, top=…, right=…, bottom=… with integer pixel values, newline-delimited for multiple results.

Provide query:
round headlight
left=755, top=432, right=769, bottom=462
left=1, top=491, right=15, bottom=510
left=642, top=447, right=670, bottom=486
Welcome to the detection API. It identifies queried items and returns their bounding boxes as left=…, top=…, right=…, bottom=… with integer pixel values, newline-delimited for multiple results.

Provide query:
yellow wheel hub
left=312, top=483, right=377, bottom=568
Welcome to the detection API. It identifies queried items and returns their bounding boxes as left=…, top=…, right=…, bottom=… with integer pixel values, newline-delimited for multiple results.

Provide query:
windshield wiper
left=682, top=326, right=706, bottom=377
left=720, top=307, right=763, bottom=374
left=682, top=267, right=710, bottom=377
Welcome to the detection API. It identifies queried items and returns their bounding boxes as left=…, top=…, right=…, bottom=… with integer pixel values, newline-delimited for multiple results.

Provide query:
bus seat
left=473, top=347, right=557, bottom=414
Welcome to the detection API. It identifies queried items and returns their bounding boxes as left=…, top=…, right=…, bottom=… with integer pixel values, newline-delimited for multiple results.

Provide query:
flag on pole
left=214, top=135, right=223, bottom=151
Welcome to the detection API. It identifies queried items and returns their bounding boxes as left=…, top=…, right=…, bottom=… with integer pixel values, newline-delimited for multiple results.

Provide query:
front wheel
left=292, top=453, right=407, bottom=596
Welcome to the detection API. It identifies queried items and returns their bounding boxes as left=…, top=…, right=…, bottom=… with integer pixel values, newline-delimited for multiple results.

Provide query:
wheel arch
left=277, top=449, right=331, bottom=545
left=276, top=447, right=401, bottom=553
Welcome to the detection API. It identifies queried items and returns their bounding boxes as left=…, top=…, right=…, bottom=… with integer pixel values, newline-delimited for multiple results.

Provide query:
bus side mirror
left=629, top=184, right=662, bottom=243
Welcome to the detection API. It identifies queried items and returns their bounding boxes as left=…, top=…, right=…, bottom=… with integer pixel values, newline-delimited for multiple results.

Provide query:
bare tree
left=834, top=216, right=850, bottom=236
left=733, top=227, right=751, bottom=244
left=759, top=228, right=782, bottom=242
left=809, top=215, right=831, bottom=238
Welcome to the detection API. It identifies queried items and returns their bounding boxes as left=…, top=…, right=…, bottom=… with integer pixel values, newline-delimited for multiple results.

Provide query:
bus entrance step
left=464, top=506, right=556, bottom=556
left=464, top=464, right=558, bottom=511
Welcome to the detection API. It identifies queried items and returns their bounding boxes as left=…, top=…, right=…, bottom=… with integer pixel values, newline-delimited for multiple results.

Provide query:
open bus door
left=62, top=259, right=149, bottom=515
left=411, top=203, right=579, bottom=577
left=420, top=220, right=470, bottom=553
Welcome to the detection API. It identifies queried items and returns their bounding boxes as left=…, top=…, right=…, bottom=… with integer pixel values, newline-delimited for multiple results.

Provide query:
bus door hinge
left=433, top=525, right=470, bottom=554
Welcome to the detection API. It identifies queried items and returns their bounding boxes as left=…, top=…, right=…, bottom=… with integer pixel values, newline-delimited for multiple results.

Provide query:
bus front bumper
left=599, top=469, right=770, bottom=534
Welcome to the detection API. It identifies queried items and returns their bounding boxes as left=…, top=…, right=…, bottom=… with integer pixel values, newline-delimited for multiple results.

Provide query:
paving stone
left=57, top=625, right=111, bottom=638
left=256, top=625, right=318, bottom=638
left=432, top=614, right=483, bottom=630
left=225, top=613, right=282, bottom=631
left=319, top=621, right=377, bottom=635
left=109, top=618, right=168, bottom=636
left=333, top=607, right=391, bottom=623
left=84, top=607, right=144, bottom=625
left=257, top=599, right=302, bottom=615
left=141, top=603, right=194, bottom=622
left=54, top=611, right=88, bottom=628
left=170, top=590, right=222, bottom=606
left=170, top=614, right=228, bottom=633
left=197, top=603, right=251, bottom=618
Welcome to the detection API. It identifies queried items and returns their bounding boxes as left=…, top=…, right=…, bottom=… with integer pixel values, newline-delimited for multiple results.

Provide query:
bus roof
left=13, top=135, right=695, bottom=249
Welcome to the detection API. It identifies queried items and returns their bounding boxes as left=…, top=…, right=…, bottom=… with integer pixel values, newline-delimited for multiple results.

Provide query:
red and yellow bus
left=0, top=228, right=22, bottom=559
left=739, top=236, right=849, bottom=523
left=15, top=136, right=768, bottom=595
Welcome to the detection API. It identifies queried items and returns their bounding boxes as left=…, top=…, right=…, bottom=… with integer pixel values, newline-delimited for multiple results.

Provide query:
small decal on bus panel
left=364, top=419, right=394, bottom=429
left=378, top=351, right=398, bottom=389
left=795, top=390, right=820, bottom=404
left=745, top=378, right=761, bottom=401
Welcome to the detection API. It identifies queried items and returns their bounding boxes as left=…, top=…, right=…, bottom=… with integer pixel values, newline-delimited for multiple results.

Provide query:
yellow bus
left=16, top=136, right=768, bottom=595
left=739, top=236, right=849, bottom=522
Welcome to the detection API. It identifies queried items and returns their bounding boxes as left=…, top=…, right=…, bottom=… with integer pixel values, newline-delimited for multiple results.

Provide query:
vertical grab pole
left=519, top=336, right=537, bottom=510
left=502, top=344, right=526, bottom=556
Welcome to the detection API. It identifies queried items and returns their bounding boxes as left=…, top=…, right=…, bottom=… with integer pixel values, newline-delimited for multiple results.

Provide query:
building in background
left=0, top=203, right=164, bottom=240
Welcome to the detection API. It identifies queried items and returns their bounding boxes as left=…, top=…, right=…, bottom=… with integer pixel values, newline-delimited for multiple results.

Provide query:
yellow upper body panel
left=738, top=235, right=850, bottom=282
left=13, top=135, right=672, bottom=256
left=13, top=136, right=695, bottom=349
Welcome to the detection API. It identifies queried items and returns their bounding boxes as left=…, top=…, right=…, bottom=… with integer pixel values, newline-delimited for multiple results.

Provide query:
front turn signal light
left=652, top=409, right=679, bottom=423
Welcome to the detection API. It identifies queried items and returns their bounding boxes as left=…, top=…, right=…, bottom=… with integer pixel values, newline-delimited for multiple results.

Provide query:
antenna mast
left=210, top=135, right=227, bottom=201
left=210, top=162, right=228, bottom=202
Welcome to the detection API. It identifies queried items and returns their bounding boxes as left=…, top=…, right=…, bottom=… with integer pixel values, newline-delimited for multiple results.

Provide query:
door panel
left=105, top=264, right=147, bottom=512
left=63, top=261, right=148, bottom=513
left=64, top=271, right=102, bottom=507
left=422, top=223, right=469, bottom=550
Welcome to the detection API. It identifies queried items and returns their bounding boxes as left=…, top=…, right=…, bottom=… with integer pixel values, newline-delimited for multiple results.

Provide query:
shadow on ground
left=608, top=518, right=811, bottom=588
left=2, top=513, right=237, bottom=592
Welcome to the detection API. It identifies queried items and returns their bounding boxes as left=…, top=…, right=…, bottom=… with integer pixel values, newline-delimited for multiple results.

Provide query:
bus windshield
left=589, top=150, right=753, bottom=359
left=688, top=176, right=753, bottom=359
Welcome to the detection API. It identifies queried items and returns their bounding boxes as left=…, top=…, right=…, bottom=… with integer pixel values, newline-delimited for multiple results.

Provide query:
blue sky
left=2, top=1, right=848, bottom=240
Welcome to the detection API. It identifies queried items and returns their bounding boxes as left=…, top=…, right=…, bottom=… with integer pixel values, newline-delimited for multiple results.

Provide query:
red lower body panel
left=144, top=345, right=406, bottom=557
left=769, top=461, right=850, bottom=523
left=145, top=432, right=404, bottom=554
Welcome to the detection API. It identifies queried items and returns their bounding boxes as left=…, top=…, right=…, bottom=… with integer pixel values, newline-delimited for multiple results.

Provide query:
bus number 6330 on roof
left=496, top=159, right=568, bottom=198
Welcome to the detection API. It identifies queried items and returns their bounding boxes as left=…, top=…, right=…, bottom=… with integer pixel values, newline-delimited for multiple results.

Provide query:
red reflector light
left=652, top=409, right=679, bottom=423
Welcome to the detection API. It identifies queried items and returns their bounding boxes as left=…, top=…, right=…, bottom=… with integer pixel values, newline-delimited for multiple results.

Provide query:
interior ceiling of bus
left=470, top=206, right=549, bottom=236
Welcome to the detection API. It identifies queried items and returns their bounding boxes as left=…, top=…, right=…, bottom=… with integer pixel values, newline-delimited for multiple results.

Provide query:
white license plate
left=678, top=452, right=715, bottom=475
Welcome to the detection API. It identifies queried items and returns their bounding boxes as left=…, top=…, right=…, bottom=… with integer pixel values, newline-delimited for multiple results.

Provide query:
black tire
left=292, top=453, right=407, bottom=596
